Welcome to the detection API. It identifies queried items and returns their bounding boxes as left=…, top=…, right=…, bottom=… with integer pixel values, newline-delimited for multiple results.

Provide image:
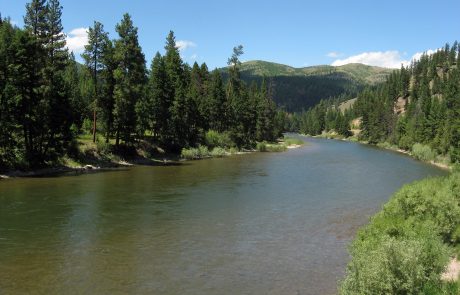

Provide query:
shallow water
left=0, top=137, right=447, bottom=294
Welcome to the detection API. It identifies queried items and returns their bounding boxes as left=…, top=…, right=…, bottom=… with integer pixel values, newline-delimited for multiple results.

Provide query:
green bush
left=96, top=140, right=111, bottom=154
left=377, top=141, right=398, bottom=150
left=205, top=130, right=234, bottom=149
left=411, top=143, right=436, bottom=162
left=340, top=174, right=460, bottom=294
left=266, top=144, right=287, bottom=152
left=181, top=145, right=210, bottom=160
left=256, top=142, right=267, bottom=152
left=228, top=147, right=239, bottom=155
left=398, top=135, right=413, bottom=150
left=283, top=137, right=304, bottom=146
left=82, top=118, right=93, bottom=134
left=257, top=142, right=288, bottom=152
left=210, top=147, right=227, bottom=158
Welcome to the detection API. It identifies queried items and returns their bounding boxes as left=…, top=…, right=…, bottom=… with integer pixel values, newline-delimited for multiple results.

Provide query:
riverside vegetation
left=0, top=0, right=285, bottom=172
left=289, top=42, right=460, bottom=168
left=1, top=1, right=459, bottom=294
left=285, top=43, right=460, bottom=292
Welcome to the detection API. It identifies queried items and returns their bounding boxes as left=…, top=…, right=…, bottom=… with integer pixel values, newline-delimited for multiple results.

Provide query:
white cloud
left=409, top=49, right=440, bottom=64
left=331, top=51, right=406, bottom=68
left=190, top=54, right=198, bottom=60
left=331, top=49, right=441, bottom=68
left=66, top=27, right=88, bottom=54
left=327, top=51, right=341, bottom=58
left=176, top=40, right=196, bottom=52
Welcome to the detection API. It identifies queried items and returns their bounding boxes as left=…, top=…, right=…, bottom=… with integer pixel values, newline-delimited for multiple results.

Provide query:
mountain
left=221, top=61, right=393, bottom=112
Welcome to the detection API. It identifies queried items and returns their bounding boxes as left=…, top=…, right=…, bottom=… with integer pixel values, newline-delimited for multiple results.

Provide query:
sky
left=1, top=0, right=459, bottom=69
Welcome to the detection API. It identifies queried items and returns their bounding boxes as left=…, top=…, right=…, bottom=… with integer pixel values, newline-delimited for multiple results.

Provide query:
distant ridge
left=221, top=61, right=393, bottom=111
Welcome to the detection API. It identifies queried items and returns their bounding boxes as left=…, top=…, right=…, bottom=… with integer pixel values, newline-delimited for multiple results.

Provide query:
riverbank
left=340, top=172, right=460, bottom=294
left=0, top=136, right=305, bottom=179
left=313, top=131, right=453, bottom=171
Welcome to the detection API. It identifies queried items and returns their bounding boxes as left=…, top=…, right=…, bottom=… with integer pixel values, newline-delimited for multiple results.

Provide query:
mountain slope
left=221, top=61, right=392, bottom=112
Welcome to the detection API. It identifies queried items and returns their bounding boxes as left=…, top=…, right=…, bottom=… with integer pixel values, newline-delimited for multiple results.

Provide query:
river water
left=0, top=137, right=447, bottom=294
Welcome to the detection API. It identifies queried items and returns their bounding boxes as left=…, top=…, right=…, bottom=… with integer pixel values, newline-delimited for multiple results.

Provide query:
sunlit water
left=0, top=137, right=447, bottom=294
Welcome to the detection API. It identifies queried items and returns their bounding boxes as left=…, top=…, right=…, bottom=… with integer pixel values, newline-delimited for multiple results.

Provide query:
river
left=0, top=137, right=447, bottom=294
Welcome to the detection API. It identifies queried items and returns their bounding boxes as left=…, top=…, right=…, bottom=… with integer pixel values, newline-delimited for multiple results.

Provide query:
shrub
left=266, top=144, right=287, bottom=152
left=82, top=118, right=93, bottom=134
left=411, top=143, right=436, bottom=162
left=340, top=174, right=460, bottom=294
left=228, top=147, right=239, bottom=155
left=256, top=142, right=267, bottom=152
left=257, top=142, right=288, bottom=152
left=181, top=148, right=199, bottom=160
left=96, top=140, right=111, bottom=155
left=284, top=137, right=304, bottom=146
left=210, top=147, right=227, bottom=158
left=205, top=130, right=234, bottom=149
left=377, top=141, right=398, bottom=150
left=181, top=145, right=210, bottom=160
left=398, top=135, right=413, bottom=150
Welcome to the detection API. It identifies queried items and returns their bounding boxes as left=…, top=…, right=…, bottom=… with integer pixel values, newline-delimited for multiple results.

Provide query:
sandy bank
left=442, top=258, right=460, bottom=281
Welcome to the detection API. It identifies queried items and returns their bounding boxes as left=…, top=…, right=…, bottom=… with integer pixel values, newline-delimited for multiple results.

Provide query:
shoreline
left=311, top=134, right=452, bottom=171
left=0, top=141, right=304, bottom=180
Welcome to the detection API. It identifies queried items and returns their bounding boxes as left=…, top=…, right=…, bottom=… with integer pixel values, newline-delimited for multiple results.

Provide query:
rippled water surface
left=0, top=137, right=447, bottom=294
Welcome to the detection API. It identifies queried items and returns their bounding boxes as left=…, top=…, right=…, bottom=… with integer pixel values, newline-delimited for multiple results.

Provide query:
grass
left=256, top=137, right=305, bottom=153
left=283, top=137, right=304, bottom=146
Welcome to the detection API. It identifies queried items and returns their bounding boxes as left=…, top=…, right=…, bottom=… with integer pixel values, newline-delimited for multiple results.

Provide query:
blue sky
left=1, top=0, right=459, bottom=69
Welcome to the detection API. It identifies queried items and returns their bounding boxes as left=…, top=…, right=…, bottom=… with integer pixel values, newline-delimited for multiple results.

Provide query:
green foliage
left=209, top=147, right=226, bottom=158
left=256, top=142, right=267, bottom=152
left=294, top=41, right=460, bottom=168
left=180, top=145, right=210, bottom=160
left=96, top=140, right=111, bottom=154
left=204, top=130, right=234, bottom=149
left=256, top=141, right=287, bottom=152
left=113, top=13, right=146, bottom=146
left=221, top=61, right=392, bottom=112
left=411, top=143, right=436, bottom=162
left=341, top=174, right=460, bottom=294
left=283, top=137, right=304, bottom=146
left=0, top=3, right=283, bottom=170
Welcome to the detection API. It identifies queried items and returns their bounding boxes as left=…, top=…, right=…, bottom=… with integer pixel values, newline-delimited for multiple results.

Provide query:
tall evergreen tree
left=208, top=69, right=227, bottom=132
left=24, top=0, right=47, bottom=40
left=100, top=39, right=116, bottom=143
left=164, top=31, right=198, bottom=150
left=83, top=21, right=109, bottom=142
left=146, top=52, right=171, bottom=144
left=42, top=0, right=73, bottom=160
left=113, top=13, right=146, bottom=146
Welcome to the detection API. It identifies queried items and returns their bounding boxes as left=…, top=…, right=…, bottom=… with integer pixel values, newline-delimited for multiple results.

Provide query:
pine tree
left=147, top=52, right=171, bottom=144
left=164, top=31, right=197, bottom=150
left=208, top=69, right=227, bottom=132
left=256, top=79, right=276, bottom=142
left=24, top=0, right=47, bottom=41
left=100, top=39, right=116, bottom=143
left=83, top=21, right=109, bottom=142
left=42, top=0, right=73, bottom=160
left=113, top=13, right=146, bottom=146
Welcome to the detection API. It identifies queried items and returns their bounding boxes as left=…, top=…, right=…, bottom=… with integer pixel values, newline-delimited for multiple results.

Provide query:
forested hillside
left=294, top=42, right=460, bottom=164
left=221, top=61, right=391, bottom=112
left=0, top=0, right=283, bottom=171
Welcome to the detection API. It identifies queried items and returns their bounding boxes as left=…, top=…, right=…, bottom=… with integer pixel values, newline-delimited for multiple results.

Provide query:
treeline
left=291, top=42, right=460, bottom=163
left=0, top=0, right=283, bottom=170
left=286, top=93, right=355, bottom=137
left=354, top=44, right=460, bottom=163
